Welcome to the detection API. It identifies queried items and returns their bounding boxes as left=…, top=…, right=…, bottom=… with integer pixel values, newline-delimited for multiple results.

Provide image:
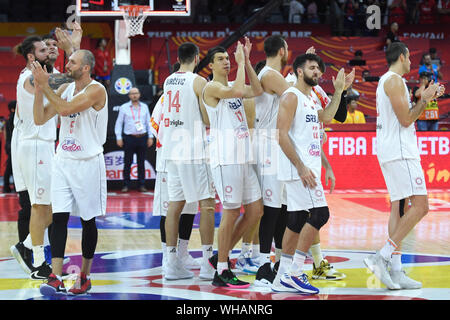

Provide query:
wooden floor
left=0, top=188, right=449, bottom=301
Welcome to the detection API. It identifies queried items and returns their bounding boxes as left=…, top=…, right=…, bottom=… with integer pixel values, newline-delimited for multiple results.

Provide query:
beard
left=36, top=57, right=53, bottom=74
left=303, top=73, right=319, bottom=86
left=68, top=68, right=83, bottom=80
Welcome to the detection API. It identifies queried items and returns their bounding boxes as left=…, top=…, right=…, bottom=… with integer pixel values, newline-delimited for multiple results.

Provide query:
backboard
left=76, top=0, right=191, bottom=17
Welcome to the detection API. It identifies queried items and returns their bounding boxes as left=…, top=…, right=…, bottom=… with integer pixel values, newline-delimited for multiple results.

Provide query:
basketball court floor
left=0, top=188, right=449, bottom=301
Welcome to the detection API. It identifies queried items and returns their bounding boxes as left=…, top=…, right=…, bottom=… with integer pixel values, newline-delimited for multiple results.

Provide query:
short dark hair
left=8, top=100, right=16, bottom=112
left=292, top=53, right=325, bottom=77
left=385, top=42, right=408, bottom=66
left=207, top=46, right=227, bottom=64
left=263, top=35, right=286, bottom=58
left=13, top=35, right=42, bottom=61
left=254, top=60, right=266, bottom=75
left=178, top=42, right=199, bottom=65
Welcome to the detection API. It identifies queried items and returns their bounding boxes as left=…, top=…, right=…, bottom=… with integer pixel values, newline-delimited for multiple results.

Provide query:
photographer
left=413, top=72, right=440, bottom=131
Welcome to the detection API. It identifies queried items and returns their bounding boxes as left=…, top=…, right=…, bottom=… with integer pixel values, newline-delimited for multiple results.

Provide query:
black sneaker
left=212, top=269, right=250, bottom=289
left=273, top=260, right=280, bottom=275
left=10, top=242, right=34, bottom=275
left=208, top=253, right=231, bottom=270
left=30, top=262, right=52, bottom=280
left=253, top=262, right=275, bottom=287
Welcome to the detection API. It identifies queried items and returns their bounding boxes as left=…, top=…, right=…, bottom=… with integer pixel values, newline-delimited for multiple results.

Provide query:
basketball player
left=364, top=42, right=445, bottom=290
left=150, top=88, right=211, bottom=279
left=202, top=39, right=263, bottom=288
left=272, top=54, right=346, bottom=294
left=160, top=42, right=216, bottom=281
left=31, top=49, right=108, bottom=295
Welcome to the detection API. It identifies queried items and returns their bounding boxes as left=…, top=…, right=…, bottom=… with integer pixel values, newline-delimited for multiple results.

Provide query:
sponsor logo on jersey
left=235, top=125, right=249, bottom=140
left=61, top=138, right=83, bottom=152
left=308, top=143, right=321, bottom=157
left=228, top=99, right=242, bottom=110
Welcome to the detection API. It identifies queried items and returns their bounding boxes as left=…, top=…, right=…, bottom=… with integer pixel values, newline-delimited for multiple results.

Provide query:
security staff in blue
left=115, top=87, right=153, bottom=192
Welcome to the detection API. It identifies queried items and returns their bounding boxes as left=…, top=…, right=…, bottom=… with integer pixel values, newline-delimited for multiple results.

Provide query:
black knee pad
left=51, top=213, right=70, bottom=258
left=18, top=191, right=31, bottom=217
left=286, top=210, right=309, bottom=233
left=399, top=199, right=405, bottom=218
left=160, top=216, right=166, bottom=243
left=307, top=207, right=330, bottom=230
left=81, top=217, right=98, bottom=260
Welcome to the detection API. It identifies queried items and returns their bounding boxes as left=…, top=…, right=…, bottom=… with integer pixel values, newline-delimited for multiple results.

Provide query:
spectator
left=419, top=52, right=442, bottom=81
left=419, top=0, right=437, bottom=24
left=289, top=0, right=305, bottom=23
left=307, top=0, right=320, bottom=23
left=386, top=22, right=400, bottom=48
left=362, top=69, right=371, bottom=81
left=3, top=100, right=15, bottom=193
left=343, top=0, right=358, bottom=35
left=388, top=0, right=407, bottom=25
left=349, top=49, right=366, bottom=66
left=437, top=0, right=450, bottom=23
left=93, top=38, right=113, bottom=91
left=429, top=47, right=442, bottom=67
left=346, top=83, right=360, bottom=98
left=413, top=72, right=440, bottom=131
left=406, top=0, right=420, bottom=24
left=330, top=0, right=345, bottom=35
left=114, top=87, right=154, bottom=192
left=332, top=97, right=366, bottom=124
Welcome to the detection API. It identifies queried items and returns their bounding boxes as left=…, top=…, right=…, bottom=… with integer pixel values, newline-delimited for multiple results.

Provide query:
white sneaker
left=364, top=252, right=400, bottom=290
left=390, top=270, right=422, bottom=289
left=235, top=254, right=259, bottom=274
left=179, top=253, right=201, bottom=270
left=271, top=273, right=298, bottom=293
left=199, top=260, right=215, bottom=280
left=164, top=259, right=194, bottom=280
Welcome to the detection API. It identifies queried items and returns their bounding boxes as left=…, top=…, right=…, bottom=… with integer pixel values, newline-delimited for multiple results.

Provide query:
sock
left=275, top=247, right=282, bottom=262
left=23, top=234, right=32, bottom=250
left=380, top=238, right=397, bottom=261
left=391, top=251, right=402, bottom=272
left=217, top=262, right=228, bottom=275
left=259, top=253, right=271, bottom=266
left=161, top=242, right=167, bottom=261
left=32, top=245, right=45, bottom=267
left=178, top=238, right=189, bottom=258
left=289, top=250, right=307, bottom=276
left=251, top=244, right=260, bottom=259
left=202, top=244, right=213, bottom=263
left=310, top=243, right=324, bottom=266
left=278, top=253, right=293, bottom=276
left=167, top=246, right=177, bottom=265
left=241, top=242, right=251, bottom=257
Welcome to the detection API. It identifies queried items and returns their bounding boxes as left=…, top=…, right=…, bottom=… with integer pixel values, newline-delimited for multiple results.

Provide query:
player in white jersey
left=272, top=54, right=346, bottom=294
left=364, top=42, right=445, bottom=290
left=159, top=42, right=216, bottom=281
left=202, top=39, right=263, bottom=288
left=31, top=49, right=108, bottom=296
left=9, top=33, right=80, bottom=279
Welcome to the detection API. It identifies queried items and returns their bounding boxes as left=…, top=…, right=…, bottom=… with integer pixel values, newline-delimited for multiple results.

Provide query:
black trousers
left=123, top=134, right=147, bottom=187
left=3, top=153, right=12, bottom=191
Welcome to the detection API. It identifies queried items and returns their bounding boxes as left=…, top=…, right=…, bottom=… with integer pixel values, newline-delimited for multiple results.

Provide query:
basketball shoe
left=212, top=269, right=250, bottom=289
left=271, top=272, right=299, bottom=293
left=235, top=253, right=259, bottom=274
left=280, top=272, right=319, bottom=294
left=68, top=272, right=92, bottom=295
left=253, top=262, right=276, bottom=287
left=40, top=273, right=67, bottom=296
left=10, top=242, right=34, bottom=275
left=364, top=251, right=400, bottom=290
left=390, top=269, right=422, bottom=289
left=30, top=261, right=52, bottom=280
left=312, top=259, right=346, bottom=280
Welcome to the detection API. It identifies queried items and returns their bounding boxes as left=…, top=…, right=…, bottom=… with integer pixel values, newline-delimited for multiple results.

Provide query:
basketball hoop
left=119, top=5, right=149, bottom=37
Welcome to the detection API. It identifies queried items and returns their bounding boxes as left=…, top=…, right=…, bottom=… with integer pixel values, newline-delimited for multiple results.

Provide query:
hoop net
left=119, top=5, right=149, bottom=37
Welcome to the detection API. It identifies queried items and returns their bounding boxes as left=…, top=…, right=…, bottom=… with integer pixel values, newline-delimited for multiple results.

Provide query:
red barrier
left=321, top=131, right=450, bottom=190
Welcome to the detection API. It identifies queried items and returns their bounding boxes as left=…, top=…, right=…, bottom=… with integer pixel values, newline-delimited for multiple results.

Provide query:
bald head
left=129, top=87, right=141, bottom=103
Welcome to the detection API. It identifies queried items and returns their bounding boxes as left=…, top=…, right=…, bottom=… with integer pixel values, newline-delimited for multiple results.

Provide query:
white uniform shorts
left=167, top=160, right=215, bottom=203
left=284, top=177, right=327, bottom=212
left=212, top=163, right=261, bottom=210
left=17, top=139, right=54, bottom=205
left=51, top=153, right=107, bottom=221
left=380, top=159, right=427, bottom=202
left=254, top=163, right=285, bottom=209
left=10, top=129, right=26, bottom=192
left=153, top=171, right=199, bottom=217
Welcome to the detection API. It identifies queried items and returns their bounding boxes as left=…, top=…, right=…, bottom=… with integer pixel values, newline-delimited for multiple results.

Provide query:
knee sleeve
left=178, top=214, right=194, bottom=241
left=307, top=207, right=330, bottom=230
left=160, top=216, right=166, bottom=243
left=81, top=217, right=98, bottom=260
left=51, top=213, right=70, bottom=258
left=274, top=205, right=288, bottom=249
left=286, top=210, right=309, bottom=234
left=17, top=191, right=31, bottom=242
left=259, top=206, right=279, bottom=253
left=399, top=199, right=405, bottom=218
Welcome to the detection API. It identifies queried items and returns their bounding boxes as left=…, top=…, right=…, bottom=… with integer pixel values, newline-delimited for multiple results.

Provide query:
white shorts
left=380, top=159, right=427, bottom=202
left=10, top=129, right=26, bottom=192
left=51, top=154, right=107, bottom=221
left=153, top=171, right=198, bottom=217
left=167, top=160, right=215, bottom=203
left=212, top=163, right=261, bottom=210
left=284, top=177, right=327, bottom=212
left=254, top=163, right=285, bottom=209
left=17, top=139, right=54, bottom=205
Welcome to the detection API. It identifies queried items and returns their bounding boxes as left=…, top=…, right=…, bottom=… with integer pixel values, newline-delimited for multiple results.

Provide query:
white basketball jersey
left=254, top=66, right=281, bottom=131
left=203, top=86, right=253, bottom=168
left=15, top=68, right=58, bottom=142
left=376, top=71, right=420, bottom=164
left=58, top=80, right=108, bottom=160
left=160, top=71, right=207, bottom=161
left=278, top=87, right=322, bottom=181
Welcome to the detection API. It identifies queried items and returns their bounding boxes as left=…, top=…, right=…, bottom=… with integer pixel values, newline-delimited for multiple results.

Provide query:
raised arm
left=318, top=68, right=345, bottom=123
left=243, top=37, right=263, bottom=98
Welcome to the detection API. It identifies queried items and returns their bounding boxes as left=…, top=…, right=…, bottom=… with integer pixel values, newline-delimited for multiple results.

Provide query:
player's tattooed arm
left=29, top=73, right=74, bottom=90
